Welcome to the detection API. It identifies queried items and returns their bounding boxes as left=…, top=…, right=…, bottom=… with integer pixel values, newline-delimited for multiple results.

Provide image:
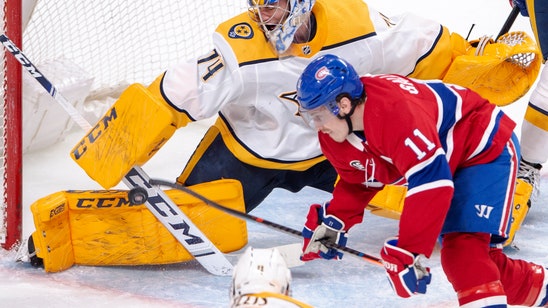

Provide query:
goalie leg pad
left=503, top=179, right=533, bottom=247
left=30, top=192, right=75, bottom=272
left=30, top=179, right=247, bottom=272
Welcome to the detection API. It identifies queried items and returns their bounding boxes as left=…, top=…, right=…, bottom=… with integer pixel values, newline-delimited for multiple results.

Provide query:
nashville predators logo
left=229, top=23, right=254, bottom=39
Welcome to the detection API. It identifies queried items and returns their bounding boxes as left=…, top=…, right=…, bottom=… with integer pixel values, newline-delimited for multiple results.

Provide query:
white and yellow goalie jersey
left=151, top=0, right=453, bottom=171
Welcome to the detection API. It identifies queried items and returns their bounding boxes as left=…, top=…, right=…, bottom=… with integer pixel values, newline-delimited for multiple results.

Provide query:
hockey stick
left=148, top=178, right=384, bottom=267
left=0, top=34, right=233, bottom=276
left=496, top=6, right=520, bottom=40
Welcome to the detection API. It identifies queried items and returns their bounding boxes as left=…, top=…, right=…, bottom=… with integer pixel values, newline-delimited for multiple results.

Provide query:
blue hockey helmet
left=297, top=54, right=363, bottom=114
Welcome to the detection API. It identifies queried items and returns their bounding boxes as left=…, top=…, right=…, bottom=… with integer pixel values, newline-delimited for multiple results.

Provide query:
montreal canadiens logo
left=315, top=66, right=330, bottom=80
left=350, top=160, right=365, bottom=170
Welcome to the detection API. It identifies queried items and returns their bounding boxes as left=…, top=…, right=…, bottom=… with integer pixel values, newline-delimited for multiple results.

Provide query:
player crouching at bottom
left=230, top=247, right=312, bottom=308
left=295, top=54, right=548, bottom=307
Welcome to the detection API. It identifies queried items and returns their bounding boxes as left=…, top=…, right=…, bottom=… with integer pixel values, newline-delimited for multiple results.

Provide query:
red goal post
left=1, top=0, right=246, bottom=250
left=1, top=0, right=23, bottom=250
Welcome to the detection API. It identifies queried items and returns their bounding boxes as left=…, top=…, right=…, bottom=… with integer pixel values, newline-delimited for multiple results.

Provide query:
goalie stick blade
left=124, top=167, right=234, bottom=276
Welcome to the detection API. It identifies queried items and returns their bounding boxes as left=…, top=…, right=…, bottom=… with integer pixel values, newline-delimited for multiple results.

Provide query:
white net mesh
left=498, top=31, right=538, bottom=69
left=23, top=1, right=248, bottom=94
left=21, top=1, right=248, bottom=152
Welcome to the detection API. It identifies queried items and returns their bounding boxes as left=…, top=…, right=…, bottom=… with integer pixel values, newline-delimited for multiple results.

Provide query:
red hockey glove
left=510, top=0, right=528, bottom=16
left=380, top=237, right=431, bottom=298
left=300, top=202, right=348, bottom=261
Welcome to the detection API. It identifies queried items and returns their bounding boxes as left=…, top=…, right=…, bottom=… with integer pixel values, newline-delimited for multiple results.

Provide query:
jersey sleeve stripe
left=407, top=179, right=454, bottom=197
left=405, top=148, right=446, bottom=179
left=466, top=109, right=505, bottom=161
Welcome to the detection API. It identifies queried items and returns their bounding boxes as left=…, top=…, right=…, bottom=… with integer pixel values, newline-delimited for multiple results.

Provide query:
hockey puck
left=128, top=187, right=148, bottom=205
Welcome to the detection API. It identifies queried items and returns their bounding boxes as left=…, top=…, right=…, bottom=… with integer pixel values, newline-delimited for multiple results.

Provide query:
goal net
left=1, top=0, right=247, bottom=250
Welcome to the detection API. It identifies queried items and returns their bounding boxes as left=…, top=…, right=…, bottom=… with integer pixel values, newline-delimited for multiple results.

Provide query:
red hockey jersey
left=319, top=74, right=516, bottom=257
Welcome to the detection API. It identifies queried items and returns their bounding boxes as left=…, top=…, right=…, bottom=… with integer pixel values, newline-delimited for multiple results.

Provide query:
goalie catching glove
left=443, top=31, right=541, bottom=106
left=380, top=237, right=431, bottom=298
left=301, top=202, right=348, bottom=261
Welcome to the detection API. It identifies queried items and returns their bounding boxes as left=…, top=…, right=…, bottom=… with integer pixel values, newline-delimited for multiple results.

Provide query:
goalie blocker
left=70, top=83, right=180, bottom=189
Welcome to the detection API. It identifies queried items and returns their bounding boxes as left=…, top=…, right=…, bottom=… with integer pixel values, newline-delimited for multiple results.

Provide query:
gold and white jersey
left=157, top=0, right=452, bottom=170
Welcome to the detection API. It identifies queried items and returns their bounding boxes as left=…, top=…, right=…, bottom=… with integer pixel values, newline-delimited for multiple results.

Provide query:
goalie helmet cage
left=0, top=0, right=246, bottom=250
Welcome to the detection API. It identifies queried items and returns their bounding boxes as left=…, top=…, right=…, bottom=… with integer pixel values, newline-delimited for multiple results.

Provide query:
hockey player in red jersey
left=295, top=54, right=548, bottom=307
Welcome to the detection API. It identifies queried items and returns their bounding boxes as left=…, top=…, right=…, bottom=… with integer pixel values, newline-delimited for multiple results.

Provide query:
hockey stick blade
left=149, top=178, right=383, bottom=267
left=124, top=167, right=233, bottom=275
left=274, top=243, right=306, bottom=268
left=0, top=33, right=233, bottom=276
left=228, top=243, right=305, bottom=269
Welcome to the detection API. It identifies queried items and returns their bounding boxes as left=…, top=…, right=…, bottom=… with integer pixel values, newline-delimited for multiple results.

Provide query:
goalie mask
left=229, top=247, right=292, bottom=306
left=248, top=0, right=315, bottom=55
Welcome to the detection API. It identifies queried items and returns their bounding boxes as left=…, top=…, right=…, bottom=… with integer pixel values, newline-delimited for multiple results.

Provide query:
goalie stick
left=496, top=6, right=520, bottom=40
left=148, top=178, right=384, bottom=267
left=0, top=34, right=233, bottom=276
